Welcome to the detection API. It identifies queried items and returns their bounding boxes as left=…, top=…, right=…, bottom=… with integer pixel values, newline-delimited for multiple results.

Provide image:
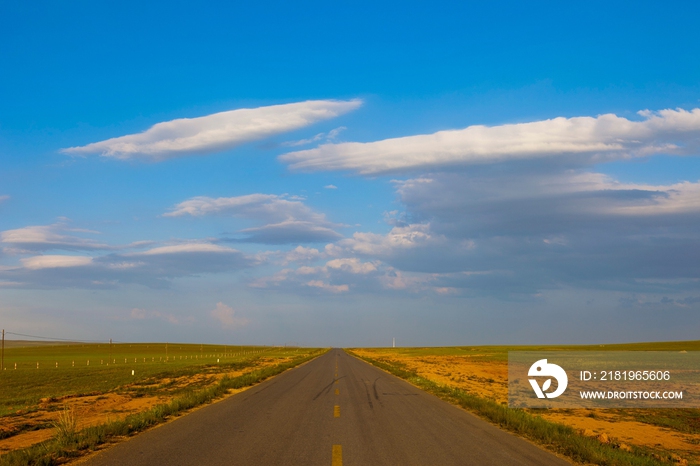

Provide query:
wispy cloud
left=250, top=255, right=436, bottom=295
left=165, top=194, right=342, bottom=244
left=62, top=100, right=361, bottom=161
left=280, top=126, right=347, bottom=147
left=280, top=108, right=700, bottom=174
left=130, top=308, right=186, bottom=325
left=305, top=280, right=349, bottom=293
left=0, top=195, right=9, bottom=203
left=210, top=302, right=249, bottom=329
left=20, top=255, right=93, bottom=270
left=1, top=222, right=112, bottom=252
left=132, top=243, right=237, bottom=255
left=2, top=240, right=254, bottom=289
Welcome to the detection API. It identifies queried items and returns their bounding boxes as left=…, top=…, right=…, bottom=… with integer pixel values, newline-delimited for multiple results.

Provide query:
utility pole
left=109, top=339, right=112, bottom=365
left=2, top=329, right=4, bottom=372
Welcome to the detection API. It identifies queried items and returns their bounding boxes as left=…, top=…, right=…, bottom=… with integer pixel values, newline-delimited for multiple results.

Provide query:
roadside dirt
left=353, top=350, right=700, bottom=465
left=0, top=357, right=293, bottom=455
left=0, top=393, right=165, bottom=453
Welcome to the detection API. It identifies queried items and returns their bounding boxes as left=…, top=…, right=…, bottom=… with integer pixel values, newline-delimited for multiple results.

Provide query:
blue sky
left=1, top=1, right=700, bottom=346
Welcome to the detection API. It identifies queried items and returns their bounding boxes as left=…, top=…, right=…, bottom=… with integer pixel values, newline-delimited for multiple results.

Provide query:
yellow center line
left=335, top=379, right=339, bottom=384
left=332, top=445, right=342, bottom=466
left=335, top=388, right=339, bottom=395
left=334, top=405, right=340, bottom=417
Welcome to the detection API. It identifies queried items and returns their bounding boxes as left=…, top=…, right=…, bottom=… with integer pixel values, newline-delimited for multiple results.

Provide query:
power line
left=5, top=331, right=117, bottom=343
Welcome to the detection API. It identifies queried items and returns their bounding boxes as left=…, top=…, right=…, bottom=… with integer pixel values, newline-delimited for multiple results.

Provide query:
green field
left=0, top=342, right=310, bottom=416
left=2, top=341, right=698, bottom=465
left=355, top=340, right=700, bottom=361
left=0, top=342, right=325, bottom=465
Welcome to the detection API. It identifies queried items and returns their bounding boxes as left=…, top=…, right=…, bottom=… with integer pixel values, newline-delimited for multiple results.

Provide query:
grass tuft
left=52, top=407, right=77, bottom=448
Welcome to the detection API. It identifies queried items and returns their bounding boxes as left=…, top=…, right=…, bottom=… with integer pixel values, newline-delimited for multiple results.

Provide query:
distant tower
left=392, top=337, right=395, bottom=348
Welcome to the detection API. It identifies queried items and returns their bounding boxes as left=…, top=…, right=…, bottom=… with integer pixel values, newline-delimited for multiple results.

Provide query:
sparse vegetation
left=348, top=345, right=700, bottom=466
left=0, top=343, right=326, bottom=465
left=0, top=342, right=292, bottom=416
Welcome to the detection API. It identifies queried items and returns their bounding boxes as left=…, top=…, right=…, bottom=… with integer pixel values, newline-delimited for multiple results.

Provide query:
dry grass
left=0, top=349, right=327, bottom=466
left=351, top=344, right=700, bottom=466
left=52, top=407, right=76, bottom=447
left=0, top=345, right=322, bottom=461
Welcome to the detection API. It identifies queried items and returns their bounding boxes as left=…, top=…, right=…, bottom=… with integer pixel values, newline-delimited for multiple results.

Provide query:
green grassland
left=356, top=340, right=700, bottom=362
left=0, top=342, right=326, bottom=465
left=0, top=342, right=305, bottom=416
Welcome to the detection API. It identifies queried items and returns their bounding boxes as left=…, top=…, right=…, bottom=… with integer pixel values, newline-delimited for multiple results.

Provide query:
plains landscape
left=2, top=2, right=700, bottom=465
left=0, top=341, right=324, bottom=464
left=1, top=341, right=698, bottom=465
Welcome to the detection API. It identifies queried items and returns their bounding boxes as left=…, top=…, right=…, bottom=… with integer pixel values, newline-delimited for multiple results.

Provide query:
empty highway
left=84, top=349, right=569, bottom=465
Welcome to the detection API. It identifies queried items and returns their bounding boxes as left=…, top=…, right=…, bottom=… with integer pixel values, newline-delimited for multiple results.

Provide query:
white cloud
left=250, top=255, right=435, bottom=294
left=210, top=302, right=249, bottom=328
left=165, top=194, right=313, bottom=219
left=281, top=246, right=324, bottom=265
left=165, top=194, right=342, bottom=244
left=62, top=100, right=361, bottom=161
left=21, top=255, right=93, bottom=270
left=326, top=258, right=378, bottom=274
left=280, top=108, right=700, bottom=174
left=133, top=243, right=239, bottom=256
left=0, top=195, right=9, bottom=203
left=337, top=223, right=443, bottom=256
left=1, top=239, right=253, bottom=289
left=324, top=185, right=338, bottom=189
left=305, top=280, right=349, bottom=293
left=1, top=223, right=111, bottom=251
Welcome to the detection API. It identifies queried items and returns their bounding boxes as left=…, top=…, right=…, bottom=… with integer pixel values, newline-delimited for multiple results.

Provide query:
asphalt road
left=85, top=349, right=569, bottom=465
